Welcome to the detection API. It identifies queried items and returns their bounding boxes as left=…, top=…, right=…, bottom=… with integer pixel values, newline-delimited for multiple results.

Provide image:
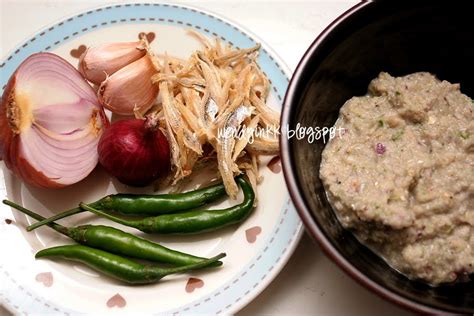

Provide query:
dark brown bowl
left=280, top=2, right=474, bottom=314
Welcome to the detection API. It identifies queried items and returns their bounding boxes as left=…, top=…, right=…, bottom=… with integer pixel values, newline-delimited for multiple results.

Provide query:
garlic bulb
left=79, top=40, right=147, bottom=85
left=98, top=55, right=159, bottom=116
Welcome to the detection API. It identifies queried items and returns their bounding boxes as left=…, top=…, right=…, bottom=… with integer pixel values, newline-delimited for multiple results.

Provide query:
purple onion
left=375, top=143, right=386, bottom=155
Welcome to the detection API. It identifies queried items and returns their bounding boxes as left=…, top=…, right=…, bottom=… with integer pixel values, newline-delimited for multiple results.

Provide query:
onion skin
left=0, top=52, right=109, bottom=188
left=98, top=118, right=170, bottom=186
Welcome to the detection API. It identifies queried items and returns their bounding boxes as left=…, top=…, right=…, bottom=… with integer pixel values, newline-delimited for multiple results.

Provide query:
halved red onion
left=0, top=52, right=109, bottom=188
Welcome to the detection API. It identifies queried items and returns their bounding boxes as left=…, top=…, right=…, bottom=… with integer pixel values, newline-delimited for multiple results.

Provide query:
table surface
left=0, top=1, right=412, bottom=315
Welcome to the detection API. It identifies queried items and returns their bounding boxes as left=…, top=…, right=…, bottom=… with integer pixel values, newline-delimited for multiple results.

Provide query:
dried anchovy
left=148, top=32, right=280, bottom=199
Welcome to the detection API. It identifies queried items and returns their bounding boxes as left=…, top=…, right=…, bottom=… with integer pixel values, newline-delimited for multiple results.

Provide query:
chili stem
left=27, top=206, right=83, bottom=231
left=79, top=202, right=138, bottom=228
left=2, top=200, right=69, bottom=235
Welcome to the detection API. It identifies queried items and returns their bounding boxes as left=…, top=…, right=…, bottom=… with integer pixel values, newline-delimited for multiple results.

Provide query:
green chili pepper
left=27, top=180, right=227, bottom=231
left=3, top=200, right=221, bottom=267
left=459, top=131, right=469, bottom=140
left=36, top=245, right=225, bottom=284
left=391, top=129, right=404, bottom=141
left=79, top=176, right=255, bottom=234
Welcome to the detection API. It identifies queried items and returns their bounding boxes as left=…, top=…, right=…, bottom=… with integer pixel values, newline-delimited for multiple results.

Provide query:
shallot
left=97, top=117, right=170, bottom=186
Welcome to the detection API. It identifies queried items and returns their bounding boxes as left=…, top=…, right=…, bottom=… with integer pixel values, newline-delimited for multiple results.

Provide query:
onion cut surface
left=0, top=53, right=108, bottom=188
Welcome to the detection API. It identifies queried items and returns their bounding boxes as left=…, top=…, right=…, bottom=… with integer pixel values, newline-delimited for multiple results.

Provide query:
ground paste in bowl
left=320, top=72, right=473, bottom=285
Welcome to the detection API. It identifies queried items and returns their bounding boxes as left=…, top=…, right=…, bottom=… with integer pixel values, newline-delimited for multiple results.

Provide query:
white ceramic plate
left=0, top=3, right=302, bottom=315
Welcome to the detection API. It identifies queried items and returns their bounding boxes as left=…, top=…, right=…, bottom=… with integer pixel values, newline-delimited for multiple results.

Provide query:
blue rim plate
left=0, top=2, right=302, bottom=315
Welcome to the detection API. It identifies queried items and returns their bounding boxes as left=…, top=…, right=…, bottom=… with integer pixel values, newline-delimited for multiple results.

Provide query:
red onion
left=0, top=53, right=108, bottom=188
left=97, top=117, right=170, bottom=186
left=375, top=142, right=386, bottom=155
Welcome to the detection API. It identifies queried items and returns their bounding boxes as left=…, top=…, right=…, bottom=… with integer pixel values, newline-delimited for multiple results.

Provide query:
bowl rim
left=280, top=2, right=459, bottom=314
